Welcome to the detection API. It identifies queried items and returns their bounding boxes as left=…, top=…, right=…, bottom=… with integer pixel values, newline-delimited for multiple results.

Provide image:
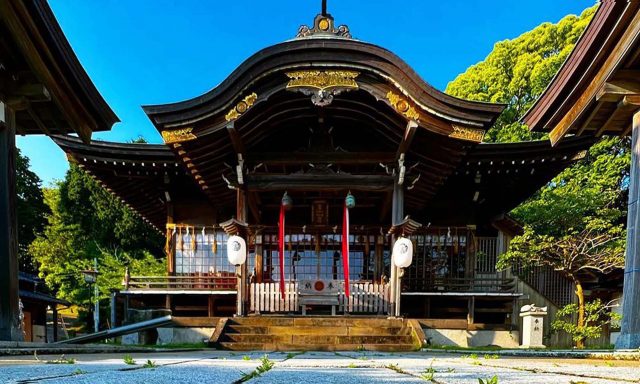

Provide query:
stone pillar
left=617, top=110, right=640, bottom=349
left=519, top=304, right=547, bottom=349
left=0, top=102, right=22, bottom=341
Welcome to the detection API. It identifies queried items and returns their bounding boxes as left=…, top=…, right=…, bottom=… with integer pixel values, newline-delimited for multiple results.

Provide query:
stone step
left=225, top=325, right=270, bottom=334
left=227, top=318, right=294, bottom=326
left=265, top=326, right=351, bottom=336
left=228, top=317, right=404, bottom=328
left=220, top=333, right=413, bottom=345
left=217, top=342, right=417, bottom=352
left=225, top=325, right=411, bottom=336
left=220, top=333, right=292, bottom=343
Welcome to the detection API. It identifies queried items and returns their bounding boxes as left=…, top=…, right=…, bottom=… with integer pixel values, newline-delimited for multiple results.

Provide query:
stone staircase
left=210, top=317, right=422, bottom=352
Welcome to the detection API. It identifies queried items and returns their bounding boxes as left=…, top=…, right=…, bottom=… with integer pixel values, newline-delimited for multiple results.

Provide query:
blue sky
left=17, top=0, right=595, bottom=185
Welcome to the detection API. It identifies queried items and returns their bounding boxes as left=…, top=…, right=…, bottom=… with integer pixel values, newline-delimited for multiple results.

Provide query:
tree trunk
left=575, top=279, right=586, bottom=349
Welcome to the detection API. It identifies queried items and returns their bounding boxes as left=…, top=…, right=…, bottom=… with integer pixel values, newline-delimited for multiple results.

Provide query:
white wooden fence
left=250, top=282, right=390, bottom=314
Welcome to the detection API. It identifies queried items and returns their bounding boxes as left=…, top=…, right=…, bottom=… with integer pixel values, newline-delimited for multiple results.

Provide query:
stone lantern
left=520, top=304, right=547, bottom=348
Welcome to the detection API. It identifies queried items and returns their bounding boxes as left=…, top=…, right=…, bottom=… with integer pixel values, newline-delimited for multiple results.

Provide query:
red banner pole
left=342, top=203, right=350, bottom=297
left=278, top=204, right=286, bottom=300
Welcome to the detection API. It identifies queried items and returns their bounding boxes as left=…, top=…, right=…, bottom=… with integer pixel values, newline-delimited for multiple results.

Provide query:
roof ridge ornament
left=296, top=2, right=351, bottom=39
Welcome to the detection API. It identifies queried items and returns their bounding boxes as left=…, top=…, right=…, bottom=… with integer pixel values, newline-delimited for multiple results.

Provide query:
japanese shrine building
left=52, top=10, right=595, bottom=347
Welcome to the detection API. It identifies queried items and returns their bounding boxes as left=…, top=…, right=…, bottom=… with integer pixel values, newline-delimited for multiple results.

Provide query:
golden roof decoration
left=161, top=127, right=197, bottom=144
left=225, top=93, right=258, bottom=122
left=386, top=91, right=420, bottom=121
left=449, top=125, right=486, bottom=143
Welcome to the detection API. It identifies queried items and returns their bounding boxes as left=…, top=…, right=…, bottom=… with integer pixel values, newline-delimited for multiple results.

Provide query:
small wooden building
left=19, top=272, right=69, bottom=342
left=53, top=10, right=595, bottom=346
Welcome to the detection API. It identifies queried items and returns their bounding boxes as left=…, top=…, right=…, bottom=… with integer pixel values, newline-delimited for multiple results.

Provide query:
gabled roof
left=0, top=0, right=118, bottom=142
left=522, top=2, right=640, bottom=145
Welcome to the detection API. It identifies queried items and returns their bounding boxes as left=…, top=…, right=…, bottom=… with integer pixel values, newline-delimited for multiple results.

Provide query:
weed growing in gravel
left=478, top=376, right=499, bottom=384
left=386, top=363, right=407, bottom=375
left=45, top=356, right=75, bottom=364
left=242, top=355, right=251, bottom=361
left=238, top=355, right=274, bottom=382
left=142, top=360, right=157, bottom=369
left=123, top=354, right=136, bottom=365
left=484, top=354, right=499, bottom=360
left=347, top=363, right=357, bottom=368
left=72, top=368, right=87, bottom=375
left=604, top=360, right=615, bottom=367
left=420, top=362, right=436, bottom=381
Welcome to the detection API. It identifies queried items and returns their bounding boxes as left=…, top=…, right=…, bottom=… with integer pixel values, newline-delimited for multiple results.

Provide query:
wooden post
left=52, top=305, right=58, bottom=342
left=0, top=102, right=21, bottom=341
left=617, top=109, right=640, bottom=348
left=467, top=296, right=475, bottom=327
left=390, top=177, right=404, bottom=317
left=236, top=189, right=248, bottom=316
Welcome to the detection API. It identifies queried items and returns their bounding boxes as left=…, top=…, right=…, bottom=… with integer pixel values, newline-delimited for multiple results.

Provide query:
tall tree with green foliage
left=446, top=6, right=596, bottom=143
left=29, top=164, right=165, bottom=315
left=447, top=5, right=628, bottom=348
left=16, top=148, right=49, bottom=273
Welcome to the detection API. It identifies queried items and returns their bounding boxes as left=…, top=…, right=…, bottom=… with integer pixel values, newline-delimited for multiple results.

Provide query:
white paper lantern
left=392, top=237, right=413, bottom=268
left=227, top=235, right=247, bottom=266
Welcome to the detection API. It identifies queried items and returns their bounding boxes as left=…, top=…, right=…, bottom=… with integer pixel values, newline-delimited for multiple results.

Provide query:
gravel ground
left=0, top=350, right=638, bottom=383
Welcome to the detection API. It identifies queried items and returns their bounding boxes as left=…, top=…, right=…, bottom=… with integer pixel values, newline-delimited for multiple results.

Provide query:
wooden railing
left=123, top=274, right=237, bottom=291
left=412, top=277, right=516, bottom=293
left=250, top=282, right=390, bottom=314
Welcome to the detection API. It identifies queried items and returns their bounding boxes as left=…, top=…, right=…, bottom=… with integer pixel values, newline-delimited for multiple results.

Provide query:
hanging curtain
left=342, top=203, right=350, bottom=297
left=278, top=203, right=286, bottom=300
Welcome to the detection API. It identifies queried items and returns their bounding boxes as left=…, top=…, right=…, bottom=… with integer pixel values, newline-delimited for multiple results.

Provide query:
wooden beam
left=596, top=79, right=640, bottom=103
left=242, top=174, right=394, bottom=191
left=576, top=101, right=604, bottom=135
left=396, top=120, right=418, bottom=159
left=596, top=95, right=640, bottom=136
left=246, top=152, right=396, bottom=166
left=548, top=11, right=640, bottom=145
left=226, top=122, right=245, bottom=155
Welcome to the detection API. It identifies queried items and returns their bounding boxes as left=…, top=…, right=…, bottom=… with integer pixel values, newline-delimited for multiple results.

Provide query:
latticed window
left=172, top=229, right=259, bottom=276
left=403, top=228, right=469, bottom=291
left=261, top=232, right=376, bottom=282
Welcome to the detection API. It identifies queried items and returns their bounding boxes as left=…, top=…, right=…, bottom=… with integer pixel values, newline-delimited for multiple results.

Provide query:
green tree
left=16, top=148, right=49, bottom=273
left=446, top=6, right=596, bottom=143
left=29, top=164, right=164, bottom=315
left=446, top=4, right=628, bottom=348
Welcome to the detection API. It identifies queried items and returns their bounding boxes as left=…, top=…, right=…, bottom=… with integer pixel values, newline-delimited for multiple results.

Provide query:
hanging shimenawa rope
left=190, top=226, right=196, bottom=250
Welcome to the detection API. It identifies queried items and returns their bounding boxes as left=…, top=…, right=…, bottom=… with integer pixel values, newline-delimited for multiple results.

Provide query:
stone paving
left=0, top=350, right=638, bottom=383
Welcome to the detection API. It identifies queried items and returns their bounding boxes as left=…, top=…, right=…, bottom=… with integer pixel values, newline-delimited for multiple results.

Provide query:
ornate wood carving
left=286, top=70, right=359, bottom=106
left=449, top=125, right=486, bottom=143
left=225, top=93, right=258, bottom=122
left=386, top=91, right=420, bottom=121
left=161, top=127, right=197, bottom=144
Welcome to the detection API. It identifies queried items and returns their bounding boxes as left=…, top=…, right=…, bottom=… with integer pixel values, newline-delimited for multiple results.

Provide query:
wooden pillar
left=617, top=110, right=640, bottom=348
left=467, top=296, right=475, bottom=327
left=0, top=102, right=21, bottom=341
left=236, top=189, right=248, bottom=316
left=52, top=305, right=58, bottom=342
left=391, top=177, right=404, bottom=317
left=166, top=202, right=175, bottom=275
left=255, top=233, right=263, bottom=283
